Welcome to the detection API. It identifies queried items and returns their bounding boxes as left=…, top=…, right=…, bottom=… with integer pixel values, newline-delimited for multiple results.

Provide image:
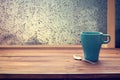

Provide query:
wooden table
left=0, top=48, right=120, bottom=79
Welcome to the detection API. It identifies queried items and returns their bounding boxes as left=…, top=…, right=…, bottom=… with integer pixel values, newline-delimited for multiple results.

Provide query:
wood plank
left=107, top=0, right=115, bottom=48
left=0, top=45, right=82, bottom=49
left=0, top=48, right=120, bottom=79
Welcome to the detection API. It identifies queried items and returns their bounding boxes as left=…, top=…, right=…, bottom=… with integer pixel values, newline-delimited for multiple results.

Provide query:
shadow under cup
left=80, top=32, right=110, bottom=62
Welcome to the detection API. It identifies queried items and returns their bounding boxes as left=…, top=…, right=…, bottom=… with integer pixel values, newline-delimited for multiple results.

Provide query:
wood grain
left=107, top=0, right=115, bottom=48
left=0, top=48, right=120, bottom=79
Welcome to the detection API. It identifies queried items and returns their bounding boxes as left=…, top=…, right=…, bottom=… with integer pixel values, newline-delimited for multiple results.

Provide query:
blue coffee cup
left=80, top=32, right=110, bottom=62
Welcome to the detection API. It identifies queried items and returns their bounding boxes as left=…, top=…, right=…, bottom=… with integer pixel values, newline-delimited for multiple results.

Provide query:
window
left=0, top=0, right=115, bottom=48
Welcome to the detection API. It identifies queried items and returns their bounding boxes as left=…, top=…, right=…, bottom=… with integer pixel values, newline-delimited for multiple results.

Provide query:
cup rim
left=80, top=31, right=103, bottom=35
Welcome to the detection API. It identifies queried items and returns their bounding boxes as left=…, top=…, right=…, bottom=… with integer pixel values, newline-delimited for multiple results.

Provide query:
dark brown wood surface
left=0, top=48, right=120, bottom=79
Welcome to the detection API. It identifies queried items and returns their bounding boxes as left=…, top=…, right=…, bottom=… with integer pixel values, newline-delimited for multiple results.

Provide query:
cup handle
left=80, top=41, right=81, bottom=43
left=102, top=34, right=111, bottom=44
